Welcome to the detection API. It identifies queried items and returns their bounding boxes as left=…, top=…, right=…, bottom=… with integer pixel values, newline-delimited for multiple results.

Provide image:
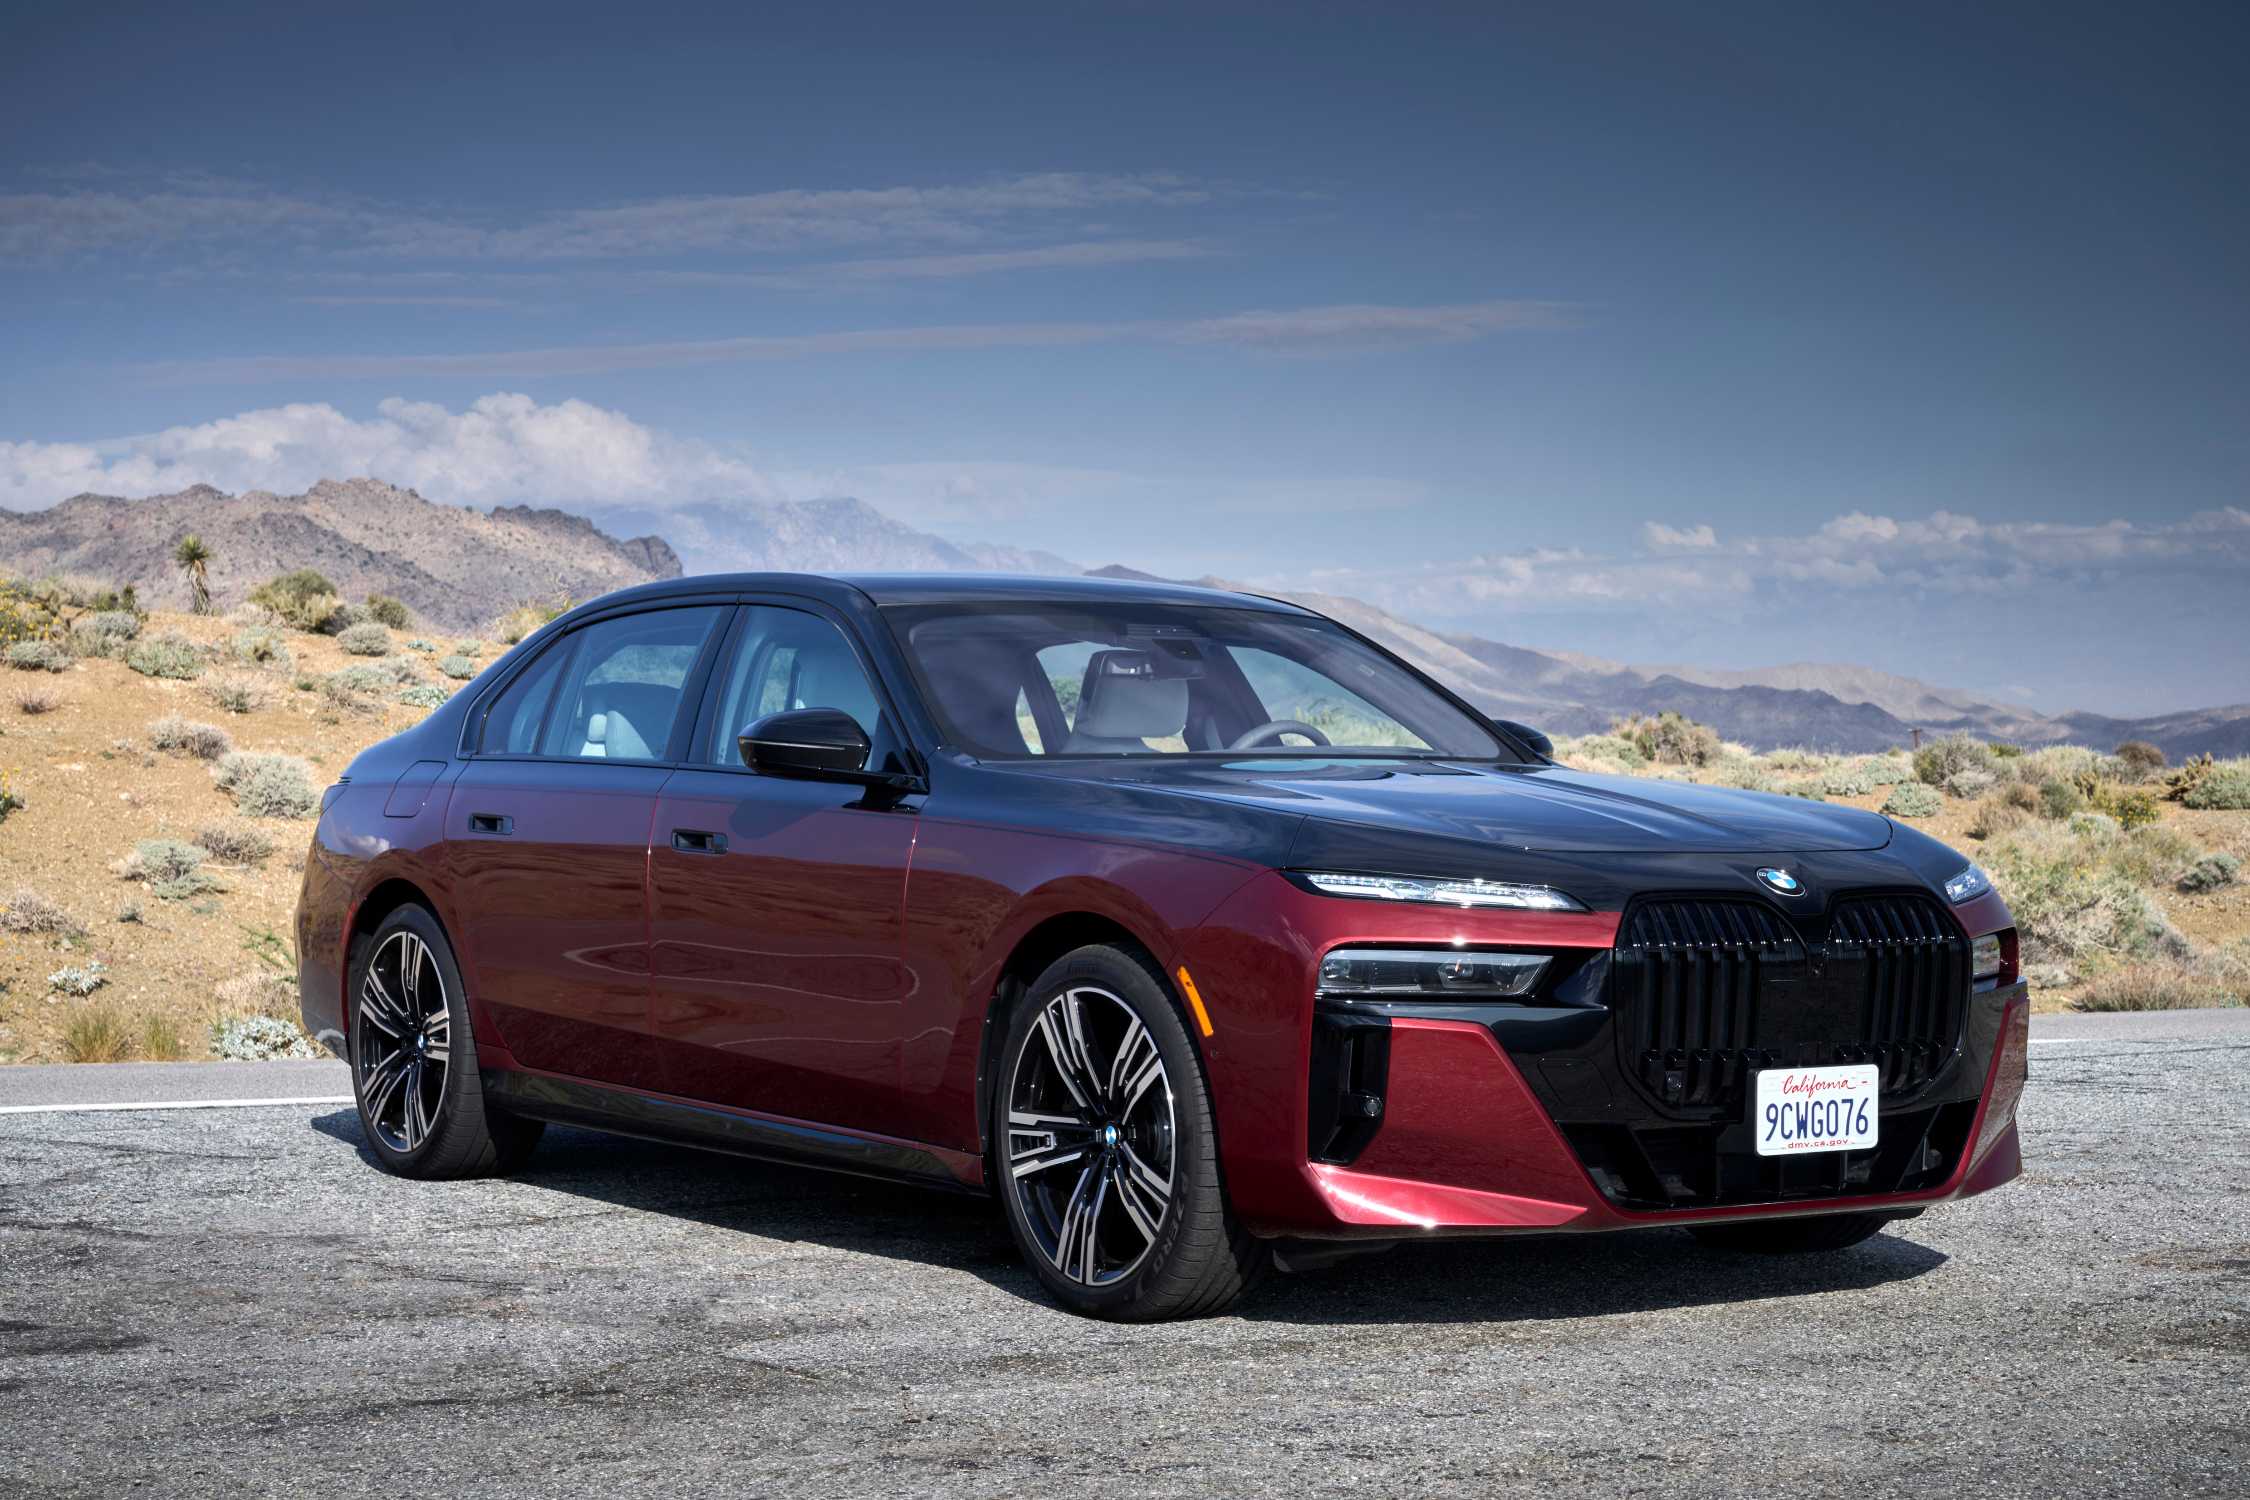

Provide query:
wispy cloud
left=288, top=294, right=517, bottom=309
left=149, top=298, right=1570, bottom=381
left=0, top=393, right=773, bottom=512
left=738, top=238, right=1214, bottom=288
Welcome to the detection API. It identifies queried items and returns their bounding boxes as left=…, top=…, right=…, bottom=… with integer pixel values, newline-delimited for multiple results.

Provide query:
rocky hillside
left=0, top=479, right=682, bottom=631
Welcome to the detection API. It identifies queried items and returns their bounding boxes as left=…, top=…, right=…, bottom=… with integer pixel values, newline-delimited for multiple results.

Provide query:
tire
left=348, top=904, right=542, bottom=1180
left=992, top=944, right=1265, bottom=1320
left=1688, top=1211, right=1891, bottom=1254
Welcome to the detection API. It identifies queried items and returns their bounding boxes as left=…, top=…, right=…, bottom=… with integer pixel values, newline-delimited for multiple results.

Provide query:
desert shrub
left=1912, top=734, right=1994, bottom=791
left=200, top=673, right=273, bottom=715
left=48, top=960, right=110, bottom=998
left=2181, top=762, right=2250, bottom=811
left=1864, top=755, right=1913, bottom=786
left=2070, top=962, right=2225, bottom=1014
left=116, top=900, right=143, bottom=924
left=0, top=768, right=25, bottom=822
left=319, top=668, right=382, bottom=713
left=397, top=683, right=452, bottom=709
left=230, top=625, right=292, bottom=666
left=137, top=1012, right=188, bottom=1061
left=2, top=888, right=86, bottom=939
left=147, top=713, right=233, bottom=760
left=2179, top=853, right=2241, bottom=894
left=6, top=639, right=70, bottom=673
left=2038, top=779, right=2084, bottom=820
left=2096, top=787, right=2160, bottom=830
left=1966, top=797, right=2030, bottom=841
left=214, top=751, right=319, bottom=819
left=210, top=1012, right=319, bottom=1061
left=2000, top=781, right=2041, bottom=813
left=336, top=621, right=392, bottom=656
left=363, top=593, right=411, bottom=629
left=1983, top=823, right=2187, bottom=965
left=2011, top=745, right=2104, bottom=788
left=452, top=638, right=487, bottom=657
left=68, top=609, right=142, bottom=659
left=1820, top=765, right=1878, bottom=797
left=114, top=838, right=220, bottom=900
left=372, top=655, right=421, bottom=684
left=0, top=577, right=66, bottom=648
left=2115, top=740, right=2167, bottom=776
left=196, top=820, right=275, bottom=865
left=13, top=685, right=62, bottom=715
left=405, top=637, right=436, bottom=653
left=60, top=1002, right=131, bottom=1060
left=1882, top=782, right=1943, bottom=819
left=493, top=600, right=570, bottom=645
left=1615, top=711, right=1720, bottom=768
left=126, top=632, right=205, bottom=680
left=248, top=569, right=343, bottom=632
left=437, top=653, right=478, bottom=681
left=1988, top=741, right=2024, bottom=759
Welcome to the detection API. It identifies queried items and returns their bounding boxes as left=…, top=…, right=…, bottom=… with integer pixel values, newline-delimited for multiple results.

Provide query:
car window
left=479, top=637, right=572, bottom=755
left=1230, top=647, right=1432, bottom=750
left=535, top=607, right=725, bottom=761
left=701, top=605, right=886, bottom=766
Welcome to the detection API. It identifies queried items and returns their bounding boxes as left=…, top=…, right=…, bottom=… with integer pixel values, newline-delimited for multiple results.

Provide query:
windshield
left=886, top=601, right=1510, bottom=761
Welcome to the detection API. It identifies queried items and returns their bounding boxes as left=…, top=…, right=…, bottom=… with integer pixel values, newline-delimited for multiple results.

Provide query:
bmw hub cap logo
left=1756, top=867, right=1803, bottom=896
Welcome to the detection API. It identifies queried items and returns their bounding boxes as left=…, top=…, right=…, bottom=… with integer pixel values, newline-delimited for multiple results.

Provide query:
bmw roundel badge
left=1756, top=867, right=1804, bottom=896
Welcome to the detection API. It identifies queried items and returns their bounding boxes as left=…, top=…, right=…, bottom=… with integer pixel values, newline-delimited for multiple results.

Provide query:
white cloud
left=0, top=394, right=774, bottom=511
left=1641, top=521, right=1718, bottom=549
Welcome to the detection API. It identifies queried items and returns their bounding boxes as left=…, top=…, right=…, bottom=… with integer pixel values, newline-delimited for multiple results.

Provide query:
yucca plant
left=174, top=534, right=214, bottom=615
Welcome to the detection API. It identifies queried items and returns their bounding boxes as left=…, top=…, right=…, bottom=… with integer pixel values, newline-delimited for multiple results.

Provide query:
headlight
left=1943, top=863, right=1993, bottom=904
left=1970, top=932, right=2004, bottom=981
left=1317, top=947, right=1550, bottom=1000
left=1295, top=871, right=1587, bottom=913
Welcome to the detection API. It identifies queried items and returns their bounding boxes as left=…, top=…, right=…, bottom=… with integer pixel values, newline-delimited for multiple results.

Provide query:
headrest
left=1073, top=650, right=1189, bottom=741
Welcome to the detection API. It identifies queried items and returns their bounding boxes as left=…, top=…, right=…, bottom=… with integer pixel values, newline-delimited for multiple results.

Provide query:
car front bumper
left=1185, top=870, right=2027, bottom=1240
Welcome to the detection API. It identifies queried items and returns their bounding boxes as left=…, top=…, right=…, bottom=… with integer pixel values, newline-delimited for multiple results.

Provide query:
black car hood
left=1017, top=757, right=1893, bottom=855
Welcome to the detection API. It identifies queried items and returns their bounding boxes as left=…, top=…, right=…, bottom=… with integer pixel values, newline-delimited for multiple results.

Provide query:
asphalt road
left=2, top=1011, right=2244, bottom=1499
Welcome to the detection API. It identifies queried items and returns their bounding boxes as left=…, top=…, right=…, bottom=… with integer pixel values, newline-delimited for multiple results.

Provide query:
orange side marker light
left=1176, top=966, right=1215, bottom=1038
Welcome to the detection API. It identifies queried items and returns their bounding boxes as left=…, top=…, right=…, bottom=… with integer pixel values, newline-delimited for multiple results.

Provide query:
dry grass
left=2071, top=963, right=2241, bottom=1013
left=60, top=1004, right=134, bottom=1063
left=12, top=684, right=63, bottom=715
left=2, top=887, right=87, bottom=939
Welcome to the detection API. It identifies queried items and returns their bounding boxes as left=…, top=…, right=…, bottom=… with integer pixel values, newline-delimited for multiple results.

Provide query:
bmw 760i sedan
left=298, top=572, right=2029, bottom=1320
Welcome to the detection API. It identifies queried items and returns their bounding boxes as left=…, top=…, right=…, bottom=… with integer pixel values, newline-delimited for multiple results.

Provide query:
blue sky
left=3, top=0, right=2246, bottom=715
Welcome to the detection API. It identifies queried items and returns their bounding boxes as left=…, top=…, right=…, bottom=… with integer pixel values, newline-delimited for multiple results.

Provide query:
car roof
left=567, top=570, right=1316, bottom=615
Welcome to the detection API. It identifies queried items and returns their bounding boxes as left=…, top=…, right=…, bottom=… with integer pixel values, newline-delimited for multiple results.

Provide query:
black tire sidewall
left=992, top=945, right=1219, bottom=1318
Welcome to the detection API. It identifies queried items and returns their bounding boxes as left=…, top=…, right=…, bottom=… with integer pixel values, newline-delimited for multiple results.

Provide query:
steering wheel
left=1227, top=719, right=1332, bottom=751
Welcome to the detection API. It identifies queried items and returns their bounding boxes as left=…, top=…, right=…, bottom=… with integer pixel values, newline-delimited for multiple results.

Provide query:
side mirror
left=737, top=708, right=873, bottom=780
left=1494, top=719, right=1554, bottom=759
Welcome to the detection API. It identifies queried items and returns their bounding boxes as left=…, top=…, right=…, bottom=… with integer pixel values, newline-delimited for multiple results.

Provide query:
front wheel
left=1688, top=1211, right=1891, bottom=1254
left=993, top=945, right=1264, bottom=1320
left=349, top=904, right=542, bottom=1179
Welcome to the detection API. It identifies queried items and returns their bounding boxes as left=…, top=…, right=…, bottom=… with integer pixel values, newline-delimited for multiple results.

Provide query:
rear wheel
left=349, top=904, right=542, bottom=1179
left=1688, top=1211, right=1890, bottom=1254
left=993, top=945, right=1264, bottom=1320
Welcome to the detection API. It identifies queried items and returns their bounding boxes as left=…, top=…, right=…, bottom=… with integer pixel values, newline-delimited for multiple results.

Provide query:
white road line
left=0, top=1095, right=353, bottom=1116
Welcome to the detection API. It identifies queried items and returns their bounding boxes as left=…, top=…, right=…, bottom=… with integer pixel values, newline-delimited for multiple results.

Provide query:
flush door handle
left=671, top=828, right=727, bottom=854
left=468, top=812, right=514, bottom=835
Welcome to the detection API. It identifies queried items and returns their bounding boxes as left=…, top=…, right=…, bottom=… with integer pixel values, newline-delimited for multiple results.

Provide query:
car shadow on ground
left=310, top=1111, right=1949, bottom=1326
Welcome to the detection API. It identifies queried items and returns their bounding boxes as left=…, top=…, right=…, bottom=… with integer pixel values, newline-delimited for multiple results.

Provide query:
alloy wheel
left=356, top=929, right=451, bottom=1153
left=1005, top=985, right=1177, bottom=1286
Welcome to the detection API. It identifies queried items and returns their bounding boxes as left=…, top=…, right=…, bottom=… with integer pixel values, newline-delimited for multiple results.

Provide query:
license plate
left=1754, top=1064, right=1879, bottom=1156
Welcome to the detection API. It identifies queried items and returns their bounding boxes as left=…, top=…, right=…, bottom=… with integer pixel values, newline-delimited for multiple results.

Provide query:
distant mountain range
left=0, top=479, right=680, bottom=632
left=5, top=478, right=2245, bottom=756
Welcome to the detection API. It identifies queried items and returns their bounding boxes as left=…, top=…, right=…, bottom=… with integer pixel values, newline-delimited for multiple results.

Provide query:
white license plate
left=1753, top=1064, right=1880, bottom=1156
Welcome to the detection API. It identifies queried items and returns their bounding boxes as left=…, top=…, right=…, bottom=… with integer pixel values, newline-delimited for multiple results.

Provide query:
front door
left=646, top=603, right=920, bottom=1133
left=443, top=603, right=727, bottom=1090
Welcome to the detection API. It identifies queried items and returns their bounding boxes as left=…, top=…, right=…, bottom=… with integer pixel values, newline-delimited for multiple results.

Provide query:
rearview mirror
left=1494, top=719, right=1554, bottom=759
left=737, top=707, right=872, bottom=780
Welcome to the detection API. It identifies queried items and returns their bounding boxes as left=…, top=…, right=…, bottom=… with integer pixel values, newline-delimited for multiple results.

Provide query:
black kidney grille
left=1614, top=893, right=1967, bottom=1108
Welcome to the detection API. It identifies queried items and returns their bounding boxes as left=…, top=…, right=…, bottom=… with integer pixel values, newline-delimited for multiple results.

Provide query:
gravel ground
left=1, top=1011, right=2244, bottom=1499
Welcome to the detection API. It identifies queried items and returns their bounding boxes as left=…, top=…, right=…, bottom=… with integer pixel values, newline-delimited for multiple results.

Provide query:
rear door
left=444, top=603, right=727, bottom=1089
left=645, top=602, right=921, bottom=1133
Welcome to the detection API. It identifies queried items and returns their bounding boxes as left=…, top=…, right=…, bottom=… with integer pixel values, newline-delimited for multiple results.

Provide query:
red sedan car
left=298, top=573, right=2028, bottom=1320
